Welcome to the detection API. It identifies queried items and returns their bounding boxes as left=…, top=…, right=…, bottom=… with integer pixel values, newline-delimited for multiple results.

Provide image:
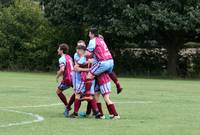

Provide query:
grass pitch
left=0, top=71, right=200, bottom=135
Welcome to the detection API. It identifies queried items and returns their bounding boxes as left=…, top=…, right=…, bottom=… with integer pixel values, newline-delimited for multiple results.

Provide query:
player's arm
left=77, top=56, right=94, bottom=66
left=56, top=58, right=66, bottom=82
left=86, top=39, right=95, bottom=58
left=56, top=65, right=65, bottom=82
left=76, top=66, right=90, bottom=72
left=85, top=51, right=93, bottom=58
left=74, top=64, right=89, bottom=72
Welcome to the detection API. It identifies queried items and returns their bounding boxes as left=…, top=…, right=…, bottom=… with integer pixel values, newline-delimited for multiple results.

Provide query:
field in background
left=0, top=72, right=200, bottom=135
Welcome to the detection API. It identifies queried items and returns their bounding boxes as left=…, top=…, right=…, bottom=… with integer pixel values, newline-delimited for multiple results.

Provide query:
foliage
left=43, top=0, right=200, bottom=75
left=0, top=0, right=62, bottom=71
left=0, top=0, right=200, bottom=77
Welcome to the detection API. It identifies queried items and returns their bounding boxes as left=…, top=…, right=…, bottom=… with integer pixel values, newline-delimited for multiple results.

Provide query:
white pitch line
left=0, top=101, right=152, bottom=109
left=114, top=101, right=153, bottom=104
left=0, top=103, right=62, bottom=109
left=0, top=101, right=152, bottom=128
left=0, top=109, right=44, bottom=128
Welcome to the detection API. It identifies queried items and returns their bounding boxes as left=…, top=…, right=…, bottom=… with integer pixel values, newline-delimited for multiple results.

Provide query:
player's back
left=63, top=54, right=73, bottom=85
left=94, top=37, right=113, bottom=61
left=97, top=73, right=111, bottom=85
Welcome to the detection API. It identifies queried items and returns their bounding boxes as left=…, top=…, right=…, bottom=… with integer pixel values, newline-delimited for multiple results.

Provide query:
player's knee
left=75, top=93, right=80, bottom=99
left=103, top=94, right=113, bottom=105
left=94, top=93, right=100, bottom=102
left=95, top=92, right=100, bottom=97
left=105, top=100, right=113, bottom=105
left=56, top=89, right=62, bottom=94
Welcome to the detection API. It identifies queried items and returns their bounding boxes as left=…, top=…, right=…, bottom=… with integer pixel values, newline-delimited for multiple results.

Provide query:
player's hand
left=56, top=76, right=59, bottom=83
left=74, top=65, right=80, bottom=71
left=74, top=66, right=80, bottom=71
left=88, top=59, right=93, bottom=64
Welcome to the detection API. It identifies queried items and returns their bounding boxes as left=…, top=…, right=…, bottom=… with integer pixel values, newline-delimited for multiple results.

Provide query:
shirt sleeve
left=74, top=53, right=80, bottom=62
left=92, top=55, right=98, bottom=64
left=77, top=56, right=87, bottom=65
left=59, top=57, right=66, bottom=67
left=87, top=39, right=96, bottom=52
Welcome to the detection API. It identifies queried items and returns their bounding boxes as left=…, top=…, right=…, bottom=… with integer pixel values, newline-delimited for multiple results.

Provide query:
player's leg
left=95, top=92, right=104, bottom=118
left=56, top=82, right=70, bottom=117
left=79, top=82, right=93, bottom=117
left=81, top=78, right=95, bottom=101
left=89, top=97, right=102, bottom=118
left=108, top=71, right=122, bottom=94
left=79, top=95, right=101, bottom=118
left=70, top=75, right=84, bottom=118
left=104, top=94, right=120, bottom=119
left=83, top=83, right=98, bottom=116
left=85, top=81, right=102, bottom=119
left=68, top=71, right=82, bottom=117
left=85, top=72, right=95, bottom=96
left=85, top=61, right=103, bottom=96
left=67, top=71, right=78, bottom=110
left=85, top=101, right=92, bottom=115
left=56, top=89, right=68, bottom=107
left=66, top=93, right=75, bottom=111
left=85, top=81, right=97, bottom=116
left=70, top=93, right=81, bottom=118
left=100, top=82, right=120, bottom=119
left=107, top=59, right=122, bottom=94
left=106, top=102, right=113, bottom=115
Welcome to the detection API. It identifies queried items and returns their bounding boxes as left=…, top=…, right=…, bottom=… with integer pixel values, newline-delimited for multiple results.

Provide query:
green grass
left=0, top=71, right=200, bottom=135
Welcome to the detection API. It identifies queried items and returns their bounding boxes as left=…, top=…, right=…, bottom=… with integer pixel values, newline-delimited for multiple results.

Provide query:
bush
left=191, top=50, right=200, bottom=77
left=114, top=48, right=167, bottom=76
left=0, top=0, right=61, bottom=71
left=114, top=48, right=200, bottom=78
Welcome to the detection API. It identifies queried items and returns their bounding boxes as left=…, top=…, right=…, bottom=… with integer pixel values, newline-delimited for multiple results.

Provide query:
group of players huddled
left=56, top=28, right=122, bottom=119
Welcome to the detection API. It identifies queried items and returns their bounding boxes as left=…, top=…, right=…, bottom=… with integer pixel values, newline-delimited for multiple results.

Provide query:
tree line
left=0, top=0, right=200, bottom=77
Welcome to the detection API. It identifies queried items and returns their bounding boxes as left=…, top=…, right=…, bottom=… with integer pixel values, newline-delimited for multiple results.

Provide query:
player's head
left=76, top=45, right=86, bottom=56
left=89, top=27, right=99, bottom=39
left=58, top=43, right=69, bottom=55
left=77, top=40, right=86, bottom=47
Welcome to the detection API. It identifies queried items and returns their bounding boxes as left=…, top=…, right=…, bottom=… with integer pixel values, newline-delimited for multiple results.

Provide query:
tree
left=43, top=0, right=200, bottom=76
left=0, top=0, right=58, bottom=71
left=119, top=0, right=200, bottom=76
left=0, top=0, right=14, bottom=7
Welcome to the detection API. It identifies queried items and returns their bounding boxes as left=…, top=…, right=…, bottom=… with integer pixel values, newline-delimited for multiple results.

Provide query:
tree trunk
left=167, top=45, right=179, bottom=76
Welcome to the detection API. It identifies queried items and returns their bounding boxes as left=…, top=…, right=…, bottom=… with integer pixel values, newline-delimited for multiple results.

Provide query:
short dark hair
left=76, top=45, right=86, bottom=51
left=59, top=43, right=69, bottom=54
left=77, top=40, right=86, bottom=46
left=89, top=27, right=99, bottom=37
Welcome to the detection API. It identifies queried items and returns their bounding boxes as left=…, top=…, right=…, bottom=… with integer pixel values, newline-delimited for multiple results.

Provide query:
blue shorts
left=72, top=71, right=82, bottom=93
left=72, top=71, right=95, bottom=95
left=58, top=82, right=70, bottom=91
left=95, top=82, right=111, bottom=96
left=80, top=80, right=95, bottom=95
left=90, top=59, right=114, bottom=76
